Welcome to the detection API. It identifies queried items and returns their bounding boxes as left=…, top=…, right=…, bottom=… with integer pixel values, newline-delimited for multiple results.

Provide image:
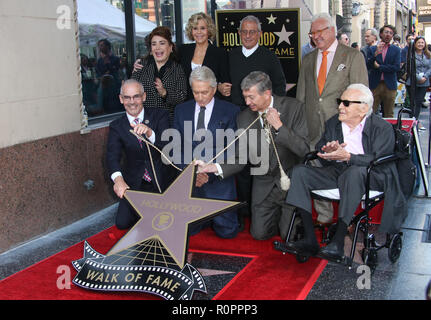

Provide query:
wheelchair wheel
left=296, top=253, right=310, bottom=263
left=388, top=233, right=402, bottom=263
left=362, top=248, right=378, bottom=273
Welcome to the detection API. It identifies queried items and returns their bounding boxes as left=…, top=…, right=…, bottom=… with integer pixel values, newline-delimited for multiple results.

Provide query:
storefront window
left=77, top=0, right=226, bottom=123
left=78, top=1, right=128, bottom=119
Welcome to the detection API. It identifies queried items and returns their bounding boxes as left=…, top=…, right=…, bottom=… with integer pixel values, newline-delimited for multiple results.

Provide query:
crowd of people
left=103, top=11, right=419, bottom=262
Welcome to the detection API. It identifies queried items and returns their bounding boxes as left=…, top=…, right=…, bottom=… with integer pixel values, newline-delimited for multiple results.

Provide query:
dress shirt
left=242, top=43, right=259, bottom=58
left=111, top=108, right=156, bottom=182
left=258, top=96, right=274, bottom=127
left=315, top=39, right=338, bottom=79
left=194, top=97, right=215, bottom=131
left=380, top=43, right=390, bottom=81
left=341, top=115, right=367, bottom=155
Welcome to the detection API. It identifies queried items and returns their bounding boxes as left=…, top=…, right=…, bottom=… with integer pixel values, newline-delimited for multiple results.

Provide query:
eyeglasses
left=308, top=26, right=330, bottom=37
left=239, top=29, right=259, bottom=36
left=337, top=98, right=365, bottom=107
left=122, top=94, right=143, bottom=102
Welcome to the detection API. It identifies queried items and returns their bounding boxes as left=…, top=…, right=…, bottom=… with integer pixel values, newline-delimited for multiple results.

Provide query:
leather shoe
left=319, top=242, right=344, bottom=261
left=286, top=240, right=319, bottom=256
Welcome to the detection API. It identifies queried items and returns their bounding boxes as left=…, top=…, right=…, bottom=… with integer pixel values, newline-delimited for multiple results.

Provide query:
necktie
left=133, top=118, right=152, bottom=182
left=317, top=51, right=329, bottom=95
left=261, top=113, right=271, bottom=144
left=196, top=106, right=206, bottom=130
left=133, top=118, right=143, bottom=148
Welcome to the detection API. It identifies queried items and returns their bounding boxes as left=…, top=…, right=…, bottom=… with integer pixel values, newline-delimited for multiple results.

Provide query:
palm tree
left=342, top=0, right=352, bottom=38
left=374, top=0, right=382, bottom=29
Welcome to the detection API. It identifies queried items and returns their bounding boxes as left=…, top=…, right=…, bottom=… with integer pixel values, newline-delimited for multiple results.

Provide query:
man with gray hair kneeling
left=196, top=71, right=309, bottom=240
left=285, top=83, right=407, bottom=261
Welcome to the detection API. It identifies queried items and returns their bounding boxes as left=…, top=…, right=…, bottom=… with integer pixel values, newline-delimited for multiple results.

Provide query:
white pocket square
left=337, top=64, right=346, bottom=71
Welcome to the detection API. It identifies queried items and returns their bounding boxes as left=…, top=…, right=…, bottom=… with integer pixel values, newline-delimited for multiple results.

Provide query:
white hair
left=311, top=12, right=337, bottom=36
left=346, top=83, right=374, bottom=116
left=120, top=79, right=144, bottom=95
left=366, top=28, right=378, bottom=39
left=189, top=66, right=217, bottom=88
left=239, top=15, right=262, bottom=32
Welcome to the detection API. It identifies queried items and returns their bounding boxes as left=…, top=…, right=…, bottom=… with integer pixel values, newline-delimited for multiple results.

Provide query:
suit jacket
left=296, top=42, right=369, bottom=146
left=221, top=95, right=309, bottom=205
left=367, top=44, right=401, bottom=90
left=316, top=114, right=407, bottom=234
left=173, top=97, right=240, bottom=201
left=106, top=108, right=170, bottom=191
left=178, top=42, right=230, bottom=100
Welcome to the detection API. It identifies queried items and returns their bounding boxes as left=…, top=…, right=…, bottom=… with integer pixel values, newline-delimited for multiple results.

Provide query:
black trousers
left=236, top=164, right=252, bottom=217
left=286, top=164, right=384, bottom=226
left=115, top=179, right=158, bottom=229
left=406, top=85, right=427, bottom=119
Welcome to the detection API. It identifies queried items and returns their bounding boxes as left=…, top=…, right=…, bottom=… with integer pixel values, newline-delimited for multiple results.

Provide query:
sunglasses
left=336, top=98, right=365, bottom=107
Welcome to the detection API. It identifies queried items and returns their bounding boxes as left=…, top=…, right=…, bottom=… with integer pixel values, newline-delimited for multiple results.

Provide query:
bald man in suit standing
left=296, top=13, right=368, bottom=225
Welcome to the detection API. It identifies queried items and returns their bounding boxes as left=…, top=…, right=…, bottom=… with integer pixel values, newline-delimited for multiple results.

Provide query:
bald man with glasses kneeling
left=285, top=83, right=407, bottom=261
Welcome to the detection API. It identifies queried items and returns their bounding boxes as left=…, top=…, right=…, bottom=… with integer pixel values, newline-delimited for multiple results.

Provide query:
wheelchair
left=275, top=108, right=416, bottom=272
left=274, top=151, right=405, bottom=273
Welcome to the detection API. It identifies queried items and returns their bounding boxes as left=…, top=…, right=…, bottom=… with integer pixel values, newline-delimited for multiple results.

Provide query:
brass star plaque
left=72, top=163, right=242, bottom=299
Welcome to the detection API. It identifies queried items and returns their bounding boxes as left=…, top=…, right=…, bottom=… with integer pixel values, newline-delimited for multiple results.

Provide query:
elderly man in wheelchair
left=283, top=83, right=408, bottom=264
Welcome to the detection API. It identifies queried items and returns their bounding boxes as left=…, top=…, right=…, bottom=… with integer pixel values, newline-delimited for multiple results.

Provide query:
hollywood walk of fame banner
left=71, top=163, right=243, bottom=300
left=72, top=241, right=205, bottom=300
left=215, top=8, right=300, bottom=95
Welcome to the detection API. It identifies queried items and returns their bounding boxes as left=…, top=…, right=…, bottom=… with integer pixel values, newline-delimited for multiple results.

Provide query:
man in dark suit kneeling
left=173, top=66, right=240, bottom=238
left=195, top=71, right=309, bottom=241
left=106, top=79, right=170, bottom=229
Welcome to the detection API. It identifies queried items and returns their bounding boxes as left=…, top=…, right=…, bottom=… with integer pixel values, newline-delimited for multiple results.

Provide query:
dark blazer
left=178, top=42, right=230, bottom=100
left=221, top=95, right=309, bottom=205
left=316, top=113, right=407, bottom=233
left=106, top=108, right=170, bottom=192
left=367, top=44, right=401, bottom=90
left=173, top=97, right=239, bottom=202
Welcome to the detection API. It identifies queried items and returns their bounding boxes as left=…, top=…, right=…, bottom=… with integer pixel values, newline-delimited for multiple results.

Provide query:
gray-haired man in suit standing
left=296, top=13, right=369, bottom=225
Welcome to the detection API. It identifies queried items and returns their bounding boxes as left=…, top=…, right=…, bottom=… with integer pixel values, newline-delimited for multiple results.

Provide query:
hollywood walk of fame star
left=274, top=24, right=294, bottom=46
left=107, top=163, right=242, bottom=269
left=266, top=14, right=277, bottom=24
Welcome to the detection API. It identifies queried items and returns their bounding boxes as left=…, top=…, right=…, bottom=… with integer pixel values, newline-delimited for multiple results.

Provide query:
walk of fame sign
left=72, top=163, right=242, bottom=300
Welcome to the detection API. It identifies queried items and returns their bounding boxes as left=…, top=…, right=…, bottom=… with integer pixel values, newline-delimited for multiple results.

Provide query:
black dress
left=178, top=41, right=230, bottom=100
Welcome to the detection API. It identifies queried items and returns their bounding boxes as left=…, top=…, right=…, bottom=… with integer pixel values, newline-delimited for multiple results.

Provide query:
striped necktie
left=134, top=118, right=143, bottom=148
left=133, top=118, right=151, bottom=182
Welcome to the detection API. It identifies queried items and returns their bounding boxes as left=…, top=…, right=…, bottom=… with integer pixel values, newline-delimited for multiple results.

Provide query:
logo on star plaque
left=72, top=164, right=242, bottom=300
